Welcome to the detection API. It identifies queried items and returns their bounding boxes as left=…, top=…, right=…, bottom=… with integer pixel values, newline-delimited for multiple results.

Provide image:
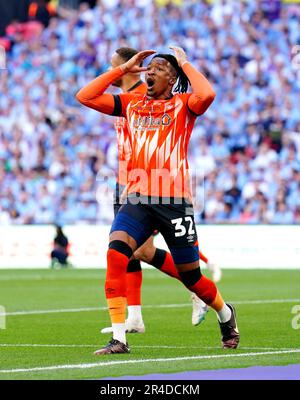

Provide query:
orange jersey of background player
left=114, top=81, right=147, bottom=186
left=115, top=92, right=197, bottom=199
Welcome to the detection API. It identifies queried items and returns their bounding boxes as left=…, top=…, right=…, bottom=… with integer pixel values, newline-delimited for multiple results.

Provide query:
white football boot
left=101, top=319, right=145, bottom=334
left=191, top=293, right=208, bottom=326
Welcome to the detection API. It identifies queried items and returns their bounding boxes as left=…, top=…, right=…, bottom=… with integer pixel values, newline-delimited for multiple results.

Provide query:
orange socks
left=179, top=267, right=231, bottom=322
left=106, top=297, right=127, bottom=324
left=209, top=290, right=226, bottom=312
left=188, top=274, right=218, bottom=305
left=126, top=269, right=143, bottom=306
left=105, top=244, right=132, bottom=324
left=160, top=251, right=181, bottom=280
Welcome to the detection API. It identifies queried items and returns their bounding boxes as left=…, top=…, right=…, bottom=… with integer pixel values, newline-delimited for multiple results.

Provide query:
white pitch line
left=0, top=344, right=296, bottom=351
left=233, top=299, right=300, bottom=305
left=1, top=307, right=106, bottom=316
left=0, top=349, right=300, bottom=374
left=132, top=346, right=299, bottom=351
left=144, top=299, right=300, bottom=307
left=1, top=298, right=300, bottom=317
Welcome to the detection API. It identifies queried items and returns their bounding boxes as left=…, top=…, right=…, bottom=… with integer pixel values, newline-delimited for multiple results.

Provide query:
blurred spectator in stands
left=239, top=202, right=256, bottom=224
left=50, top=225, right=70, bottom=268
left=294, top=207, right=300, bottom=224
left=271, top=201, right=294, bottom=224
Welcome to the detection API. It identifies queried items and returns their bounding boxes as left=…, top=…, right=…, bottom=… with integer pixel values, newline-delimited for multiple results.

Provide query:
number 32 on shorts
left=171, top=217, right=195, bottom=237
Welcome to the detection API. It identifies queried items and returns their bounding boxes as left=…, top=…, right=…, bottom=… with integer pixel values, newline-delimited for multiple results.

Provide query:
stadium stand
left=0, top=0, right=299, bottom=225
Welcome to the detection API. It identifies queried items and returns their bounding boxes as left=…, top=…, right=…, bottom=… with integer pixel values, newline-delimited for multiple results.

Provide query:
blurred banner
left=58, top=0, right=96, bottom=8
left=0, top=225, right=299, bottom=269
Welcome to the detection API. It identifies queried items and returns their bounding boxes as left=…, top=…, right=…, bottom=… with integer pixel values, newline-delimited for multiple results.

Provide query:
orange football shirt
left=76, top=62, right=215, bottom=200
left=118, top=92, right=197, bottom=199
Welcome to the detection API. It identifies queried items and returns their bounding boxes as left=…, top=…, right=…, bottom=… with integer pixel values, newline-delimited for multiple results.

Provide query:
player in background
left=76, top=47, right=239, bottom=355
left=102, top=47, right=222, bottom=333
left=50, top=225, right=70, bottom=269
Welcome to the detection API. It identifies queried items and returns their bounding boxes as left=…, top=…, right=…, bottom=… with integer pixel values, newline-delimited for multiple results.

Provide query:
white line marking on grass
left=2, top=307, right=105, bottom=316
left=2, top=298, right=300, bottom=317
left=134, top=346, right=299, bottom=351
left=233, top=299, right=300, bottom=305
left=1, top=344, right=294, bottom=351
left=143, top=299, right=300, bottom=307
left=0, top=349, right=300, bottom=374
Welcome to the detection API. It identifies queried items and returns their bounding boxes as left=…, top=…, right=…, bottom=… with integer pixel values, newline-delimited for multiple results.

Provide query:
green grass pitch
left=0, top=268, right=300, bottom=380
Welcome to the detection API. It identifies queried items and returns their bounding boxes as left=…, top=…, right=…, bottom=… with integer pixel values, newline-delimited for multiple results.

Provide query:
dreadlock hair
left=152, top=53, right=190, bottom=93
left=116, top=47, right=143, bottom=67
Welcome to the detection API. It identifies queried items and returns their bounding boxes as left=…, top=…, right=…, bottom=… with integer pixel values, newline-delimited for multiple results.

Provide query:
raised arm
left=170, top=46, right=216, bottom=115
left=76, top=50, right=155, bottom=115
left=76, top=67, right=124, bottom=114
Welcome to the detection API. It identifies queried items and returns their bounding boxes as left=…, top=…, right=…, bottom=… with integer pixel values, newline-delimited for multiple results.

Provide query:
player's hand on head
left=121, top=50, right=156, bottom=73
left=169, top=45, right=188, bottom=67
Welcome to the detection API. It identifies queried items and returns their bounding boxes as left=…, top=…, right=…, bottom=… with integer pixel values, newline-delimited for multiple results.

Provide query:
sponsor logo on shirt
left=133, top=113, right=171, bottom=130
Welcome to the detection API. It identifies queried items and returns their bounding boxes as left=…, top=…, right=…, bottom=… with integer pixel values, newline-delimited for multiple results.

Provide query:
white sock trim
left=217, top=304, right=232, bottom=323
left=112, top=323, right=126, bottom=344
left=127, top=305, right=143, bottom=322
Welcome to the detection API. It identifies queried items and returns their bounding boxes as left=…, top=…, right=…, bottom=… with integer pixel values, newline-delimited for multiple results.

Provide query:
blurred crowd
left=0, top=0, right=300, bottom=225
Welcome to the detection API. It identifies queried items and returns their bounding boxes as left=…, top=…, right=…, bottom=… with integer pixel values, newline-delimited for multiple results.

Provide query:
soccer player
left=101, top=47, right=221, bottom=334
left=76, top=47, right=239, bottom=354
